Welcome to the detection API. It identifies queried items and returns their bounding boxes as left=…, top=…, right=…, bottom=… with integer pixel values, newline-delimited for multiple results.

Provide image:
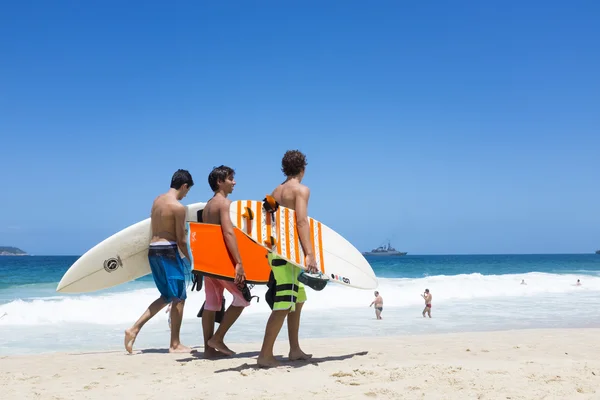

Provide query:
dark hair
left=170, top=169, right=194, bottom=190
left=208, top=165, right=235, bottom=191
left=281, top=150, right=307, bottom=177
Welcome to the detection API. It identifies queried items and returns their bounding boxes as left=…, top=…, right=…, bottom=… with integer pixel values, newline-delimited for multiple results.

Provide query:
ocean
left=1, top=254, right=599, bottom=355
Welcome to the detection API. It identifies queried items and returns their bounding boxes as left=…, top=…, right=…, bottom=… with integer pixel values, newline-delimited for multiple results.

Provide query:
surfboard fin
left=242, top=207, right=254, bottom=220
left=263, top=195, right=279, bottom=213
left=264, top=236, right=277, bottom=249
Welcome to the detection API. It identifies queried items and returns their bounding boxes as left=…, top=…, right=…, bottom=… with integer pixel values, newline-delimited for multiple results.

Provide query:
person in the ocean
left=421, top=289, right=432, bottom=318
left=370, top=291, right=383, bottom=319
left=576, top=279, right=582, bottom=286
left=521, top=279, right=527, bottom=285
left=124, top=169, right=194, bottom=354
left=200, top=165, right=251, bottom=358
left=257, top=150, right=317, bottom=368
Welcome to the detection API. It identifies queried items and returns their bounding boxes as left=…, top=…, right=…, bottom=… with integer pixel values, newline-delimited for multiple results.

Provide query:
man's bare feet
left=207, top=337, right=235, bottom=356
left=289, top=349, right=312, bottom=361
left=203, top=347, right=222, bottom=359
left=257, top=355, right=280, bottom=368
left=169, top=344, right=192, bottom=353
left=124, top=329, right=137, bottom=354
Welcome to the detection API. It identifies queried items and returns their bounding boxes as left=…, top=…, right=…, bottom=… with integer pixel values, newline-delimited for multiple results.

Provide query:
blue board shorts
left=148, top=242, right=189, bottom=303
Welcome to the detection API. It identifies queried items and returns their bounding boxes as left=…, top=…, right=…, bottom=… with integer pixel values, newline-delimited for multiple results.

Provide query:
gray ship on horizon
left=363, top=241, right=407, bottom=256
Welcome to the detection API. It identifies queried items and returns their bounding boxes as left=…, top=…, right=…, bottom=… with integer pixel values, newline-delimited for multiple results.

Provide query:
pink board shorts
left=204, top=276, right=251, bottom=311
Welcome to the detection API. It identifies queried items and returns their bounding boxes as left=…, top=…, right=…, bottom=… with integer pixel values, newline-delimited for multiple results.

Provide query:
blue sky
left=1, top=0, right=599, bottom=255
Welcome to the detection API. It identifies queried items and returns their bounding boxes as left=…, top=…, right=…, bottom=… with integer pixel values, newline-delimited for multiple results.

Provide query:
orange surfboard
left=186, top=222, right=271, bottom=284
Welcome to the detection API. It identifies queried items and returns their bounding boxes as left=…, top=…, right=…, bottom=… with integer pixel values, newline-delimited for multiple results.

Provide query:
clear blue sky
left=1, top=1, right=599, bottom=255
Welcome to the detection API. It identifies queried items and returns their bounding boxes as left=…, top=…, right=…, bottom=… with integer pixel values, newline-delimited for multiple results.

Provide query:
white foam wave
left=0, top=272, right=597, bottom=326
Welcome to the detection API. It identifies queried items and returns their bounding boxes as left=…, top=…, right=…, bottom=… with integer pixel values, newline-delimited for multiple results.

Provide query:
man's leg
left=208, top=281, right=250, bottom=355
left=376, top=308, right=382, bottom=320
left=287, top=301, right=312, bottom=360
left=124, top=297, right=167, bottom=354
left=208, top=305, right=244, bottom=356
left=201, top=309, right=219, bottom=358
left=257, top=310, right=289, bottom=368
left=168, top=298, right=191, bottom=353
left=201, top=277, right=222, bottom=358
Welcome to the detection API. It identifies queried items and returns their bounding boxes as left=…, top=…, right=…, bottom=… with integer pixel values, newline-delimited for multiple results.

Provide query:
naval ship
left=363, top=241, right=407, bottom=256
left=596, top=250, right=600, bottom=255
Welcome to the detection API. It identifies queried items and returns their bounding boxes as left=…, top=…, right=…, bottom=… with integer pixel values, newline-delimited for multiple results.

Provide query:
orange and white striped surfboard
left=229, top=200, right=378, bottom=290
left=231, top=199, right=325, bottom=273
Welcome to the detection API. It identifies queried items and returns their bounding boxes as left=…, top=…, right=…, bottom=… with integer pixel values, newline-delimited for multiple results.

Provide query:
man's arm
left=294, top=186, right=318, bottom=273
left=174, top=204, right=190, bottom=259
left=219, top=200, right=245, bottom=283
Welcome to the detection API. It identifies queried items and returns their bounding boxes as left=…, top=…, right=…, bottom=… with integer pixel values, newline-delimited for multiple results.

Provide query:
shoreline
left=2, top=328, right=599, bottom=399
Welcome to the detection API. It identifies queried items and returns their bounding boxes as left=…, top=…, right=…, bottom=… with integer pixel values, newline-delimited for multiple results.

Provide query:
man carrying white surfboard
left=200, top=165, right=251, bottom=358
left=258, top=150, right=317, bottom=368
left=124, top=169, right=194, bottom=354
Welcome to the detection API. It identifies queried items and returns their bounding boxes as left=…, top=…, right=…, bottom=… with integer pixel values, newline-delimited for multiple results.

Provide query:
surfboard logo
left=103, top=256, right=122, bottom=273
left=331, top=273, right=350, bottom=285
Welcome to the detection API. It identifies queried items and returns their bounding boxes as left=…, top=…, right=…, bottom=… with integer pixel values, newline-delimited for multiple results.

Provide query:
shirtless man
left=370, top=291, right=383, bottom=320
left=124, top=169, right=194, bottom=354
left=257, top=150, right=317, bottom=368
left=200, top=165, right=250, bottom=358
left=421, top=289, right=432, bottom=318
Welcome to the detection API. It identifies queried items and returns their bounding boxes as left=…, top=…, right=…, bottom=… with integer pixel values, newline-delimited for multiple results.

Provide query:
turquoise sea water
left=1, top=254, right=599, bottom=355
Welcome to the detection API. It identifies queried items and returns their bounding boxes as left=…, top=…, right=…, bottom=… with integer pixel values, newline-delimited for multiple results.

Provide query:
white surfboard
left=230, top=199, right=378, bottom=290
left=56, top=202, right=206, bottom=294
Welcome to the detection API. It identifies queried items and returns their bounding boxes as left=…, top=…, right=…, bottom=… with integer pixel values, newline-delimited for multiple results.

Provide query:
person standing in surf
left=370, top=291, right=383, bottom=319
left=421, top=289, right=432, bottom=318
left=199, top=165, right=251, bottom=358
left=257, top=150, right=318, bottom=368
left=124, top=169, right=194, bottom=354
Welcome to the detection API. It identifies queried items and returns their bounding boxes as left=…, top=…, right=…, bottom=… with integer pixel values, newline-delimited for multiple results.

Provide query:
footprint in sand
left=331, top=371, right=353, bottom=378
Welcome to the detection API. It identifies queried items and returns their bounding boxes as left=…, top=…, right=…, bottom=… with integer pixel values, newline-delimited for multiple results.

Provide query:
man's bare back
left=150, top=194, right=183, bottom=243
left=202, top=195, right=230, bottom=225
left=272, top=180, right=304, bottom=210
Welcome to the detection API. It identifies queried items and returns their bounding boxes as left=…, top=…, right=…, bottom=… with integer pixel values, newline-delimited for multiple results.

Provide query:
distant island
left=0, top=246, right=28, bottom=256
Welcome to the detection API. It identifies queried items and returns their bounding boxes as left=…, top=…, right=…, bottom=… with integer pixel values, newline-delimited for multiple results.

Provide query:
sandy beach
left=2, top=328, right=599, bottom=399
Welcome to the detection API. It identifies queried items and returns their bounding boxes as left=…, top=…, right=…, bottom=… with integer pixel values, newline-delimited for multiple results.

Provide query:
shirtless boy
left=370, top=291, right=383, bottom=320
left=200, top=165, right=250, bottom=358
left=421, top=289, right=432, bottom=318
left=125, top=169, right=194, bottom=354
left=257, top=150, right=317, bottom=368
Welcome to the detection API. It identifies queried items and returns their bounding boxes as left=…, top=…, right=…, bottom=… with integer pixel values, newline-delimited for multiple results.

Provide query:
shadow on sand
left=176, top=349, right=261, bottom=363
left=208, top=351, right=369, bottom=372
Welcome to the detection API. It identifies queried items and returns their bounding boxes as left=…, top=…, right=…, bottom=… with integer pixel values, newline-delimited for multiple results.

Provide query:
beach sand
left=2, top=328, right=599, bottom=399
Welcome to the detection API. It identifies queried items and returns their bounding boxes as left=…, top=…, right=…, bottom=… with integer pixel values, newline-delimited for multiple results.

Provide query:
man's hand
left=305, top=254, right=318, bottom=274
left=234, top=262, right=246, bottom=285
